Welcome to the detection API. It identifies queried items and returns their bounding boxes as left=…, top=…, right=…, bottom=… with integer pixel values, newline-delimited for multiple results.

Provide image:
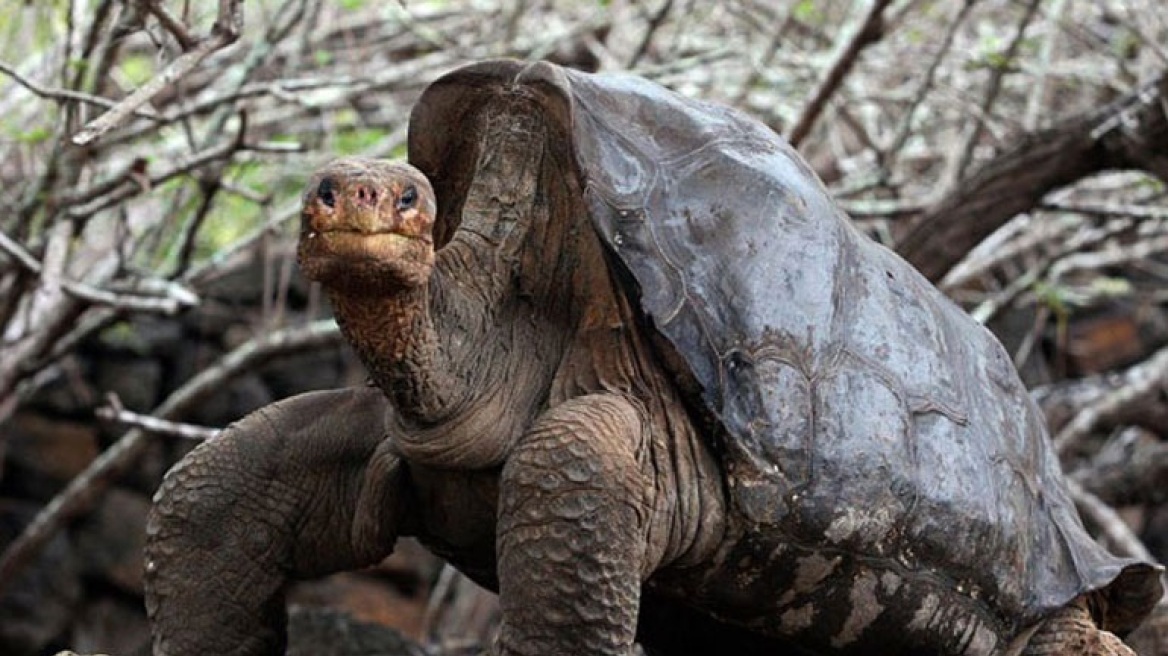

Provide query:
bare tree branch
left=71, top=0, right=243, bottom=145
left=884, top=0, right=977, bottom=165
left=943, top=0, right=1042, bottom=187
left=897, top=73, right=1168, bottom=282
left=1073, top=432, right=1168, bottom=507
left=628, top=0, right=673, bottom=68
left=96, top=397, right=220, bottom=441
left=0, top=229, right=198, bottom=314
left=786, top=0, right=895, bottom=148
left=0, top=58, right=160, bottom=118
left=1054, top=344, right=1168, bottom=455
left=1067, top=479, right=1157, bottom=562
left=143, top=0, right=198, bottom=51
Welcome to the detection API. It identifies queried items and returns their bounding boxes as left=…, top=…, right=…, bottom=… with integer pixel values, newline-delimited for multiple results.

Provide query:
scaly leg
left=494, top=393, right=652, bottom=656
left=145, top=388, right=405, bottom=656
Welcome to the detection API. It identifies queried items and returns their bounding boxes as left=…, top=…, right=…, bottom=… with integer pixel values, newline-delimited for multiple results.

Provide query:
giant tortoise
left=145, top=59, right=1163, bottom=655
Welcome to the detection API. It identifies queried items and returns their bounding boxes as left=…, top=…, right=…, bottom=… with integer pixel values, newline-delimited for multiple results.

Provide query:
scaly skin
left=145, top=388, right=404, bottom=656
left=148, top=100, right=726, bottom=656
left=496, top=395, right=648, bottom=655
left=292, top=103, right=725, bottom=654
left=147, top=98, right=1142, bottom=655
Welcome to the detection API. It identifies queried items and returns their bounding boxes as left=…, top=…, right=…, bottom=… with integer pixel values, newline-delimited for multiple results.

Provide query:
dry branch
left=897, top=73, right=1168, bottom=282
left=944, top=0, right=1042, bottom=186
left=884, top=0, right=976, bottom=164
left=95, top=405, right=220, bottom=441
left=0, top=58, right=160, bottom=118
left=786, top=0, right=895, bottom=148
left=71, top=0, right=243, bottom=145
left=1053, top=344, right=1168, bottom=455
left=628, top=0, right=673, bottom=68
left=96, top=392, right=221, bottom=441
left=0, top=229, right=198, bottom=315
left=1073, top=433, right=1168, bottom=507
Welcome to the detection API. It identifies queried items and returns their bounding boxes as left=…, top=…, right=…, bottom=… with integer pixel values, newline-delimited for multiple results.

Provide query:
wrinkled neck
left=328, top=249, right=535, bottom=471
left=330, top=285, right=460, bottom=425
left=333, top=98, right=559, bottom=468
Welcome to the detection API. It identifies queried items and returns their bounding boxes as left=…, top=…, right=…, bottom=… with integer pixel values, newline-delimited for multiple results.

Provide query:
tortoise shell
left=408, top=60, right=1162, bottom=650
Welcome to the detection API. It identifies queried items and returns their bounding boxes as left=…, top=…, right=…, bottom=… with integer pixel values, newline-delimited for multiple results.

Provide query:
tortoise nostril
left=317, top=178, right=337, bottom=208
left=356, top=186, right=377, bottom=205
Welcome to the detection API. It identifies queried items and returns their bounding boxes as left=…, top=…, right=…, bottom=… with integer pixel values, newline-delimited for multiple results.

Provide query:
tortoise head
left=297, top=157, right=437, bottom=294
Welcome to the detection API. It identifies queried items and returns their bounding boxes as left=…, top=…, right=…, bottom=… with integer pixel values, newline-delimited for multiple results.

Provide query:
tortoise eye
left=397, top=185, right=417, bottom=211
left=317, top=178, right=336, bottom=208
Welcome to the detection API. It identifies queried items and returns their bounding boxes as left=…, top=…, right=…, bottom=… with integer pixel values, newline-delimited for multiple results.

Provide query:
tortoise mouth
left=308, top=227, right=428, bottom=243
left=298, top=228, right=435, bottom=290
left=302, top=228, right=431, bottom=259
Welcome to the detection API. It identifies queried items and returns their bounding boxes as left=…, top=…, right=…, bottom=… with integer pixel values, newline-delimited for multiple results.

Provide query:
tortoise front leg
left=145, top=388, right=406, bottom=656
left=494, top=394, right=652, bottom=656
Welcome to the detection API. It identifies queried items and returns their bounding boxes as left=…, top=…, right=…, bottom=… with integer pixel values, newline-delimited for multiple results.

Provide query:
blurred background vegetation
left=0, top=1, right=1166, bottom=654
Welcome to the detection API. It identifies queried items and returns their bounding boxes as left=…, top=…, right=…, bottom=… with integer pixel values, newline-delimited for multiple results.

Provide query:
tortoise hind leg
left=1021, top=597, right=1135, bottom=656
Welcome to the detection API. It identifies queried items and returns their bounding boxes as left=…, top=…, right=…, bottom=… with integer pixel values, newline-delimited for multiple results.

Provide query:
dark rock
left=184, top=371, right=273, bottom=427
left=92, top=357, right=162, bottom=412
left=166, top=339, right=224, bottom=392
left=70, top=596, right=150, bottom=656
left=181, top=298, right=252, bottom=340
left=987, top=303, right=1052, bottom=387
left=95, top=317, right=185, bottom=359
left=3, top=413, right=99, bottom=500
left=289, top=571, right=427, bottom=640
left=72, top=487, right=151, bottom=596
left=286, top=606, right=427, bottom=656
left=0, top=500, right=82, bottom=656
left=1142, top=504, right=1168, bottom=566
left=22, top=356, right=100, bottom=418
left=1127, top=601, right=1168, bottom=656
left=260, top=347, right=353, bottom=399
left=378, top=538, right=446, bottom=594
left=196, top=243, right=311, bottom=308
left=1057, top=301, right=1168, bottom=378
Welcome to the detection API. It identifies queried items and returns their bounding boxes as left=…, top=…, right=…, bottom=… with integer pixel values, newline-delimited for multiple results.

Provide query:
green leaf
left=1088, top=276, right=1132, bottom=298
left=1033, top=281, right=1070, bottom=315
left=15, top=126, right=53, bottom=144
left=119, top=54, right=155, bottom=86
left=794, top=0, right=821, bottom=24
left=335, top=127, right=389, bottom=154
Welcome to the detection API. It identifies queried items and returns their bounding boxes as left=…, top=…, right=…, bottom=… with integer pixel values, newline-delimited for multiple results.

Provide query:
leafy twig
left=943, top=0, right=1043, bottom=187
